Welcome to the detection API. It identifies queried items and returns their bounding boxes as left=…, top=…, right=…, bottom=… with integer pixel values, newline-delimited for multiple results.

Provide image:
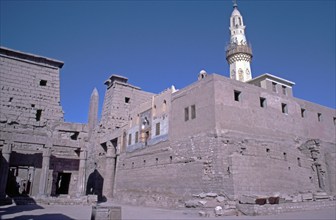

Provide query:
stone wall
left=0, top=47, right=64, bottom=126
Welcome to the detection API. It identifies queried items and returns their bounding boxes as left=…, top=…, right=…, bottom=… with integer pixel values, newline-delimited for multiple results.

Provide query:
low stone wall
left=33, top=195, right=97, bottom=206
left=237, top=200, right=336, bottom=216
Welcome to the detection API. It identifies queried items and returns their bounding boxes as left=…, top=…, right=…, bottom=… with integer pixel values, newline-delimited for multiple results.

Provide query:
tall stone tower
left=226, top=1, right=253, bottom=82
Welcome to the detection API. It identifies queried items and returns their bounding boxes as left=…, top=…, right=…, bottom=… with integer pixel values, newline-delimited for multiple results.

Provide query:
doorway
left=56, top=172, right=71, bottom=194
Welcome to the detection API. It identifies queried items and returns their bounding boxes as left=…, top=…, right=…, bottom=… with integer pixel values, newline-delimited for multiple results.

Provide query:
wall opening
left=283, top=152, right=287, bottom=161
left=334, top=117, right=336, bottom=126
left=135, top=132, right=139, bottom=143
left=301, top=108, right=306, bottom=118
left=234, top=90, right=241, bottom=102
left=9, top=97, right=13, bottom=102
left=155, top=123, right=160, bottom=136
left=281, top=103, right=288, bottom=114
left=124, top=97, right=130, bottom=103
left=39, top=80, right=47, bottom=86
left=128, top=134, right=132, bottom=146
left=170, top=156, right=173, bottom=163
left=272, top=82, right=277, bottom=92
left=56, top=173, right=71, bottom=195
left=36, top=109, right=42, bottom=121
left=260, top=97, right=266, bottom=108
left=282, top=85, right=287, bottom=95
left=184, top=107, right=189, bottom=121
left=317, top=113, right=322, bottom=122
left=191, top=105, right=196, bottom=119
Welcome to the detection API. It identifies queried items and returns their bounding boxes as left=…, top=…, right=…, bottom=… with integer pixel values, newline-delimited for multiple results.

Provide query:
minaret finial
left=233, top=0, right=238, bottom=8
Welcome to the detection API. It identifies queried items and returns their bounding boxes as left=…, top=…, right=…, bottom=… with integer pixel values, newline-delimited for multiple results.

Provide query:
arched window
left=239, top=17, right=242, bottom=26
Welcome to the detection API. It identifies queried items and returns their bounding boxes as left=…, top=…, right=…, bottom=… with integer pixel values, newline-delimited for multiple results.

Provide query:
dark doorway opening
left=56, top=172, right=71, bottom=195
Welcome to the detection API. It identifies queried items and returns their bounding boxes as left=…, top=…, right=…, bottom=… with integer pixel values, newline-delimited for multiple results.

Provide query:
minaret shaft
left=226, top=2, right=253, bottom=82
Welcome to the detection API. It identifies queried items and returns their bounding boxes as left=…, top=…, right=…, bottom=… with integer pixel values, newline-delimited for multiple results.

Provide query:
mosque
left=0, top=1, right=335, bottom=214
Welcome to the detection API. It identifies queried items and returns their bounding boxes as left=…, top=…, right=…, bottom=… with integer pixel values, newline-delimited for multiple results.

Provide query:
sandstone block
left=239, top=195, right=256, bottom=204
left=216, top=196, right=225, bottom=203
left=206, top=192, right=218, bottom=197
left=185, top=200, right=199, bottom=208
left=301, top=193, right=313, bottom=201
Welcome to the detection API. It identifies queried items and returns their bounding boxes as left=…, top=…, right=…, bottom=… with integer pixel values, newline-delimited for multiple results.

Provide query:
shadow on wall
left=86, top=169, right=105, bottom=202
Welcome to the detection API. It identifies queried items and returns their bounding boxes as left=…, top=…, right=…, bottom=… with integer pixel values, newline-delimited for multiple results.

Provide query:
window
left=128, top=133, right=132, bottom=145
left=317, top=113, right=322, bottom=122
left=155, top=123, right=160, bottom=136
left=191, top=105, right=196, bottom=119
left=36, top=109, right=42, bottom=121
left=272, top=82, right=277, bottom=92
left=163, top=100, right=167, bottom=112
left=125, top=97, right=130, bottom=103
left=334, top=117, right=336, bottom=126
left=170, top=156, right=173, bottom=163
left=39, top=80, right=47, bottom=86
left=234, top=90, right=241, bottom=102
left=135, top=132, right=139, bottom=143
left=9, top=97, right=13, bottom=102
left=184, top=107, right=189, bottom=121
left=260, top=97, right=266, bottom=108
left=282, top=86, right=287, bottom=95
left=301, top=108, right=306, bottom=118
left=281, top=103, right=288, bottom=114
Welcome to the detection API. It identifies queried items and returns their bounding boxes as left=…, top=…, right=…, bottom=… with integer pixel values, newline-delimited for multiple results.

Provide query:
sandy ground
left=0, top=203, right=335, bottom=220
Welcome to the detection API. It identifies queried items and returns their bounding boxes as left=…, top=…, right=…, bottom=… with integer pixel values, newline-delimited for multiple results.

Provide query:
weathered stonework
left=0, top=4, right=335, bottom=216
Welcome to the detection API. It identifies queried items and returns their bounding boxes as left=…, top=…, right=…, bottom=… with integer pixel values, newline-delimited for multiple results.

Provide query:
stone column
left=76, top=149, right=87, bottom=197
left=0, top=142, right=12, bottom=199
left=103, top=141, right=116, bottom=199
left=38, top=146, right=51, bottom=197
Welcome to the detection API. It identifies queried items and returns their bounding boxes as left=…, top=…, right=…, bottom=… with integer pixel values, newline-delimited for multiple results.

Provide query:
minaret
left=88, top=88, right=99, bottom=137
left=226, top=0, right=253, bottom=82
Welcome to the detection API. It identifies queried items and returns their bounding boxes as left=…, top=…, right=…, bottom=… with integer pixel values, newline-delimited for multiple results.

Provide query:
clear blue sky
left=1, top=0, right=335, bottom=123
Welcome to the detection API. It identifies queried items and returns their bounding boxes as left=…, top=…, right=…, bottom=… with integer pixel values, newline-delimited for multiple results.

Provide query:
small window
left=297, top=157, right=301, bottom=167
left=301, top=108, right=306, bottom=118
left=184, top=107, right=189, bottom=121
left=272, top=82, right=277, bottom=92
left=128, top=133, right=132, bottom=145
left=143, top=160, right=146, bottom=165
left=334, top=117, right=336, bottom=126
left=155, top=158, right=159, bottom=165
left=36, top=109, right=42, bottom=121
left=155, top=123, right=160, bottom=136
left=39, top=80, right=47, bottom=86
left=283, top=152, right=287, bottom=161
left=135, top=131, right=139, bottom=143
left=9, top=97, right=13, bottom=102
left=260, top=97, right=266, bottom=108
left=317, top=113, right=322, bottom=122
left=281, top=103, right=288, bottom=114
left=163, top=100, right=167, bottom=112
left=282, top=85, right=287, bottom=95
left=170, top=156, right=173, bottom=163
left=234, top=90, right=241, bottom=102
left=191, top=105, right=196, bottom=119
left=125, top=97, right=130, bottom=103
